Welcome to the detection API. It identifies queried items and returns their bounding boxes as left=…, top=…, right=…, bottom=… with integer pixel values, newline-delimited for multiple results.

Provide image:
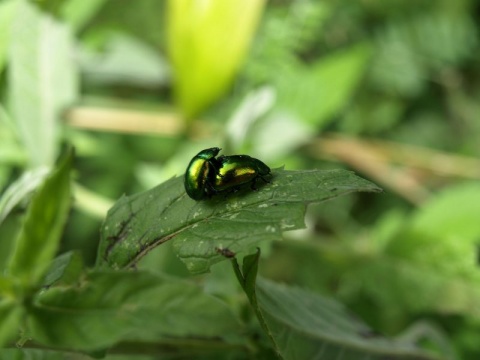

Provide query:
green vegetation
left=1, top=0, right=479, bottom=359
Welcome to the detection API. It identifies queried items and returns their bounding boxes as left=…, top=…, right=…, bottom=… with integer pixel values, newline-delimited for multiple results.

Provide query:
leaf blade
left=275, top=43, right=371, bottom=128
left=7, top=0, right=77, bottom=168
left=0, top=0, right=15, bottom=73
left=97, top=169, right=381, bottom=274
left=7, top=150, right=72, bottom=288
left=0, top=298, right=24, bottom=347
left=27, top=270, right=243, bottom=351
left=256, top=278, right=443, bottom=360
left=167, top=0, right=266, bottom=119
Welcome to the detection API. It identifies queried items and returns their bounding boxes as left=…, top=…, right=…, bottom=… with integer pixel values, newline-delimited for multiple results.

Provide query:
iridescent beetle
left=213, top=154, right=271, bottom=192
left=184, top=147, right=271, bottom=200
left=184, top=147, right=221, bottom=200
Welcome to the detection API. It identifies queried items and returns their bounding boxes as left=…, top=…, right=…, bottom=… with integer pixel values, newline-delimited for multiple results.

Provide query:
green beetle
left=214, top=155, right=271, bottom=192
left=184, top=147, right=221, bottom=200
left=184, top=147, right=271, bottom=200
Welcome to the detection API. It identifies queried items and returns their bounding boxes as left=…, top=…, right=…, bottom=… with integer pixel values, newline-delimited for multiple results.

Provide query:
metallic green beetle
left=184, top=148, right=271, bottom=200
left=214, top=155, right=271, bottom=192
left=184, top=147, right=221, bottom=200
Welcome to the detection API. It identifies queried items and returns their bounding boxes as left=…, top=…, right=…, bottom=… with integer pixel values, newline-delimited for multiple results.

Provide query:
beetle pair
left=184, top=147, right=271, bottom=200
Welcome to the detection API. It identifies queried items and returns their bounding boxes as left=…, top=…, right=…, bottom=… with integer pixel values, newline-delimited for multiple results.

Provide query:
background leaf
left=61, top=0, right=109, bottom=32
left=97, top=169, right=381, bottom=274
left=255, top=278, right=441, bottom=360
left=0, top=349, right=66, bottom=360
left=274, top=43, right=371, bottom=128
left=0, top=298, right=24, bottom=348
left=0, top=0, right=15, bottom=73
left=379, top=183, right=480, bottom=316
left=27, top=270, right=243, bottom=352
left=0, top=167, right=50, bottom=224
left=78, top=33, right=171, bottom=88
left=0, top=104, right=25, bottom=190
left=7, top=0, right=77, bottom=168
left=166, top=0, right=266, bottom=119
left=7, top=150, right=72, bottom=288
left=43, top=251, right=84, bottom=287
left=337, top=182, right=480, bottom=327
left=409, top=182, right=480, bottom=241
left=236, top=252, right=443, bottom=360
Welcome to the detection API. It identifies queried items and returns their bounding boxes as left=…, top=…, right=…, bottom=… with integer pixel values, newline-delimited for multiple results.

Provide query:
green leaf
left=61, top=0, right=109, bottom=32
left=43, top=251, right=84, bottom=287
left=233, top=250, right=277, bottom=352
left=97, top=169, right=381, bottom=274
left=241, top=250, right=261, bottom=300
left=0, top=104, right=26, bottom=169
left=410, top=182, right=480, bottom=242
left=0, top=0, right=15, bottom=73
left=7, top=150, right=72, bottom=288
left=0, top=167, right=50, bottom=224
left=342, top=183, right=480, bottom=321
left=0, top=349, right=66, bottom=360
left=79, top=33, right=170, bottom=88
left=370, top=183, right=480, bottom=317
left=234, top=251, right=443, bottom=360
left=275, top=43, right=371, bottom=128
left=7, top=0, right=77, bottom=168
left=27, top=270, right=243, bottom=351
left=255, top=278, right=442, bottom=360
left=166, top=0, right=266, bottom=119
left=225, top=86, right=276, bottom=150
left=0, top=297, right=24, bottom=347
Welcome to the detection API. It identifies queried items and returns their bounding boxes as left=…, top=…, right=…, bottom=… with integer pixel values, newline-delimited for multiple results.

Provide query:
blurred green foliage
left=1, top=0, right=479, bottom=358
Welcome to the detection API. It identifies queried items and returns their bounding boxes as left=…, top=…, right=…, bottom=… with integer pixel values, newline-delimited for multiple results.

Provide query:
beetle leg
left=251, top=178, right=258, bottom=191
left=205, top=182, right=218, bottom=198
left=259, top=174, right=271, bottom=184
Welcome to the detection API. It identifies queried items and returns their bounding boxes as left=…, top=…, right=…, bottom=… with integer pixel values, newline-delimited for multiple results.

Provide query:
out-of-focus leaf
left=245, top=1, right=330, bottom=84
left=166, top=0, right=266, bottom=119
left=0, top=104, right=25, bottom=167
left=8, top=0, right=77, bottom=168
left=0, top=298, right=23, bottom=348
left=342, top=183, right=480, bottom=319
left=0, top=167, right=50, bottom=224
left=275, top=43, right=371, bottom=128
left=0, top=0, right=15, bottom=73
left=97, top=168, right=381, bottom=274
left=79, top=33, right=171, bottom=88
left=340, top=97, right=406, bottom=134
left=234, top=252, right=442, bottom=360
left=73, top=183, right=113, bottom=220
left=0, top=350, right=66, bottom=360
left=0, top=104, right=25, bottom=191
left=411, top=13, right=477, bottom=66
left=251, top=110, right=312, bottom=161
left=28, top=270, right=243, bottom=351
left=371, top=12, right=477, bottom=96
left=43, top=251, right=83, bottom=287
left=371, top=25, right=426, bottom=97
left=61, top=0, right=108, bottom=31
left=225, top=86, right=276, bottom=151
left=410, top=182, right=480, bottom=241
left=7, top=150, right=72, bottom=288
left=256, top=279, right=442, bottom=360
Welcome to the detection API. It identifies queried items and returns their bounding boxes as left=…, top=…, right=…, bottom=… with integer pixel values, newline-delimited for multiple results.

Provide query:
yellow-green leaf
left=166, top=0, right=266, bottom=120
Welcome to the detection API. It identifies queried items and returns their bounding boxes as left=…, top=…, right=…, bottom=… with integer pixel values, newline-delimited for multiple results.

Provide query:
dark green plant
left=1, top=0, right=479, bottom=358
left=1, top=151, right=451, bottom=358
